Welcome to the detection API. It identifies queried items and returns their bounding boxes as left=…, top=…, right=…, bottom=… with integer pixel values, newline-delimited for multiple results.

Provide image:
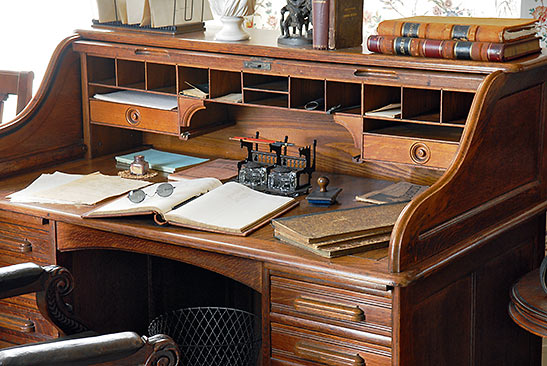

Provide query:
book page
left=86, top=178, right=222, bottom=217
left=164, top=182, right=295, bottom=233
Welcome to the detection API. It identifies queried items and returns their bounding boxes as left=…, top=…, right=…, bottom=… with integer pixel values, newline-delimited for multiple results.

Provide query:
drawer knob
left=0, top=313, right=36, bottom=333
left=20, top=319, right=36, bottom=333
left=125, top=108, right=141, bottom=125
left=410, top=142, right=430, bottom=164
left=296, top=341, right=365, bottom=366
left=294, top=297, right=365, bottom=322
left=19, top=239, right=32, bottom=253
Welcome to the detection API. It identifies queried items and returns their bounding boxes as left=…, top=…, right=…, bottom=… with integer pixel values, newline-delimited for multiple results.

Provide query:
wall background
left=0, top=0, right=544, bottom=121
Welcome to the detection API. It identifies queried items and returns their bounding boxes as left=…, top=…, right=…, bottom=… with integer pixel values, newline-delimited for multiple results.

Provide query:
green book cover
left=115, top=149, right=209, bottom=174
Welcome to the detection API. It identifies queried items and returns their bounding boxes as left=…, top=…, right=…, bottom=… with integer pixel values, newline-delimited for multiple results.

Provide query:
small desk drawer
left=0, top=211, right=53, bottom=262
left=271, top=323, right=391, bottom=366
left=270, top=276, right=391, bottom=344
left=0, top=303, right=58, bottom=338
left=90, top=99, right=180, bottom=135
left=363, top=132, right=459, bottom=169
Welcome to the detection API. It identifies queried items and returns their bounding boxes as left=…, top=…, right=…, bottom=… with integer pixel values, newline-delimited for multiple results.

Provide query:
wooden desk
left=0, top=28, right=546, bottom=365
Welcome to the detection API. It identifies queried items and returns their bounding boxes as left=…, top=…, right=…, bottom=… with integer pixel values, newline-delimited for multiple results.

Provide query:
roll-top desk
left=0, top=28, right=546, bottom=365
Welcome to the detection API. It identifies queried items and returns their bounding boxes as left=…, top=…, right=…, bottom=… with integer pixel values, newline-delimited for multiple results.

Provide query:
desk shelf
left=78, top=45, right=477, bottom=170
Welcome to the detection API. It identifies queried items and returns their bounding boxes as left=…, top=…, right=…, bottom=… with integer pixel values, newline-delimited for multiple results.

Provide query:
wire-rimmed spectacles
left=127, top=183, right=175, bottom=203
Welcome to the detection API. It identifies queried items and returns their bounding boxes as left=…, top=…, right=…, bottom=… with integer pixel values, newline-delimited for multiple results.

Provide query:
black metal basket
left=148, top=307, right=261, bottom=366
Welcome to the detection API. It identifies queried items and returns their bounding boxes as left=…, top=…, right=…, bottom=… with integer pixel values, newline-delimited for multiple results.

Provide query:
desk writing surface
left=0, top=153, right=409, bottom=287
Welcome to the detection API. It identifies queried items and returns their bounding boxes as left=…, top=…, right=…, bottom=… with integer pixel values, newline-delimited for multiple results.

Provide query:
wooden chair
left=0, top=70, right=34, bottom=123
left=0, top=263, right=180, bottom=366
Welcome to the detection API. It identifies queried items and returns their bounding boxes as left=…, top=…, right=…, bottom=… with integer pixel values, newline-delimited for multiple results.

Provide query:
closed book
left=376, top=16, right=537, bottom=43
left=312, top=0, right=329, bottom=49
left=327, top=0, right=363, bottom=50
left=271, top=202, right=407, bottom=245
left=367, top=35, right=541, bottom=62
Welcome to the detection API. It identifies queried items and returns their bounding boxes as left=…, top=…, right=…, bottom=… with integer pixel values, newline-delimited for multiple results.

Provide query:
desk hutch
left=0, top=28, right=546, bottom=365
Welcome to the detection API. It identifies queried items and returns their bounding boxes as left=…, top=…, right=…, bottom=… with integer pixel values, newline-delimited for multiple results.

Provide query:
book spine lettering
left=393, top=37, right=413, bottom=56
left=451, top=25, right=471, bottom=40
left=401, top=22, right=420, bottom=37
left=312, top=0, right=329, bottom=49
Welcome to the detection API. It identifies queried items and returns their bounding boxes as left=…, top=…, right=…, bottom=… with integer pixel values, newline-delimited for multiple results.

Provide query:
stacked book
left=272, top=182, right=429, bottom=258
left=271, top=202, right=407, bottom=258
left=367, top=16, right=541, bottom=62
left=312, top=0, right=363, bottom=50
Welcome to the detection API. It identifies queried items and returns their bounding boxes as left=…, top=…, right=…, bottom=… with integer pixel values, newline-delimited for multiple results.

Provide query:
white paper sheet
left=93, top=90, right=178, bottom=111
left=8, top=172, right=151, bottom=205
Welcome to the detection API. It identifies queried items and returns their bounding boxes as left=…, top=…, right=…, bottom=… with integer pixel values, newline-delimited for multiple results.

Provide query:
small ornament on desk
left=306, top=176, right=342, bottom=205
left=118, top=155, right=158, bottom=180
left=208, top=0, right=255, bottom=41
left=231, top=132, right=316, bottom=196
left=278, top=0, right=313, bottom=46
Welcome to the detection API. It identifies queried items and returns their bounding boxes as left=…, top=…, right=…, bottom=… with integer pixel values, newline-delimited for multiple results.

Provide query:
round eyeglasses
left=127, top=183, right=175, bottom=203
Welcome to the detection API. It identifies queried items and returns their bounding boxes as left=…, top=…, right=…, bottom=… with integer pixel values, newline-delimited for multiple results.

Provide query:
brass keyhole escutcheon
left=410, top=142, right=430, bottom=164
left=126, top=108, right=141, bottom=125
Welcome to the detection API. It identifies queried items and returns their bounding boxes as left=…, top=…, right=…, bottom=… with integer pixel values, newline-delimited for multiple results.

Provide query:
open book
left=83, top=178, right=298, bottom=236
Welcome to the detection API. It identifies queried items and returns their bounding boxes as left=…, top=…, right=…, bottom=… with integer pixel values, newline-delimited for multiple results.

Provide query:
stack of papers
left=8, top=172, right=150, bottom=206
left=93, top=91, right=178, bottom=111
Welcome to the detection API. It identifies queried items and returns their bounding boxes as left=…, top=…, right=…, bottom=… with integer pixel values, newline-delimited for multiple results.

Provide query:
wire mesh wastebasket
left=148, top=307, right=261, bottom=366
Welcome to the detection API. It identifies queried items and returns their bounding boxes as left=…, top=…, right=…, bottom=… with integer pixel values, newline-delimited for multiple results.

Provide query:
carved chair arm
left=0, top=263, right=88, bottom=335
left=0, top=331, right=180, bottom=366
left=0, top=263, right=45, bottom=298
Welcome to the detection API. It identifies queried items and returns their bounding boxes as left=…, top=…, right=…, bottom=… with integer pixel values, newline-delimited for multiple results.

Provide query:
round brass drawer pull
left=125, top=108, right=141, bottom=126
left=410, top=142, right=431, bottom=164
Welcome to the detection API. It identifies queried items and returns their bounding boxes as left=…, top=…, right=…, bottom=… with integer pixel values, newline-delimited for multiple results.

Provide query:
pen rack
left=234, top=133, right=316, bottom=197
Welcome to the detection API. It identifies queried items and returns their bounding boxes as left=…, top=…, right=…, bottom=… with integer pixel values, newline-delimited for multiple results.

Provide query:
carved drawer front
left=270, top=276, right=392, bottom=346
left=90, top=99, right=180, bottom=135
left=271, top=323, right=391, bottom=366
left=0, top=210, right=53, bottom=263
left=363, top=132, right=459, bottom=169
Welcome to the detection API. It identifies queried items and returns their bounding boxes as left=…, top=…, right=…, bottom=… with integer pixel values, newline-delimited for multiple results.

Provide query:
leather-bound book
left=327, top=0, right=363, bottom=49
left=376, top=16, right=538, bottom=43
left=312, top=0, right=329, bottom=49
left=367, top=35, right=541, bottom=62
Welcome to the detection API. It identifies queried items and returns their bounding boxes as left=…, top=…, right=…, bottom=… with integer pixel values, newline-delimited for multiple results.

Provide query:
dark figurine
left=278, top=0, right=313, bottom=46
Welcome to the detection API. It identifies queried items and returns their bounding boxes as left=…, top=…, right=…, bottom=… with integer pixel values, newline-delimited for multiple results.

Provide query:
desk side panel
left=390, top=65, right=547, bottom=272
left=393, top=217, right=543, bottom=365
left=0, top=36, right=85, bottom=177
